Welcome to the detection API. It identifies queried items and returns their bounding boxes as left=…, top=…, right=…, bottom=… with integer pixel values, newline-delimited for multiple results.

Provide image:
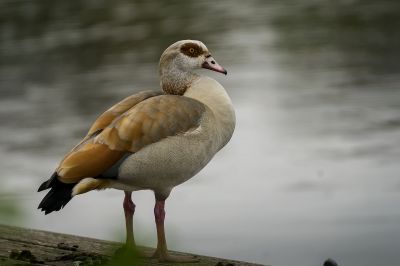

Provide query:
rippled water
left=1, top=1, right=400, bottom=265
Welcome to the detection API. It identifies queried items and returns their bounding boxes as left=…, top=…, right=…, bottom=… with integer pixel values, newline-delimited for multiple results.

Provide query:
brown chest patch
left=162, top=83, right=188, bottom=95
left=180, top=43, right=205, bottom=57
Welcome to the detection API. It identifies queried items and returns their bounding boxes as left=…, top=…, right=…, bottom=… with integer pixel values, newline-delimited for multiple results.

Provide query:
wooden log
left=0, top=224, right=267, bottom=266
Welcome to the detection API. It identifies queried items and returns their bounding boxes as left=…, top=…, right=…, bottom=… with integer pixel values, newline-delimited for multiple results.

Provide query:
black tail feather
left=38, top=172, right=58, bottom=192
left=37, top=172, right=75, bottom=215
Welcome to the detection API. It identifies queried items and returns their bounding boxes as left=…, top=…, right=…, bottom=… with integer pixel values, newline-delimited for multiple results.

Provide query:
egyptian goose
left=38, top=40, right=235, bottom=262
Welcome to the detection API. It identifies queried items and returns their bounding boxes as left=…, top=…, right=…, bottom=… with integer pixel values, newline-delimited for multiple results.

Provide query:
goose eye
left=189, top=48, right=195, bottom=53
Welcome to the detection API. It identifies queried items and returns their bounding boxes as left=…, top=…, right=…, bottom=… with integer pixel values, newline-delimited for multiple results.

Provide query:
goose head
left=159, top=40, right=227, bottom=95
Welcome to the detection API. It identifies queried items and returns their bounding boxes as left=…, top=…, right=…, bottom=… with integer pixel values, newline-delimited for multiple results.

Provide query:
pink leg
left=154, top=200, right=167, bottom=253
left=152, top=200, right=199, bottom=263
left=123, top=191, right=136, bottom=246
left=121, top=191, right=152, bottom=258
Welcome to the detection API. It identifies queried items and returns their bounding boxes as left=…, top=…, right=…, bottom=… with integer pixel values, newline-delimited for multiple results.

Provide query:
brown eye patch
left=180, top=43, right=204, bottom=57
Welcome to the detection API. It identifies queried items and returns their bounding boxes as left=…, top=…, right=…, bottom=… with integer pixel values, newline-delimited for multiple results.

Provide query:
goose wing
left=56, top=94, right=206, bottom=183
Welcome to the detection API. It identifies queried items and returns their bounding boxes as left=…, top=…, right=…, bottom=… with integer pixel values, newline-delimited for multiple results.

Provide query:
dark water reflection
left=1, top=1, right=400, bottom=266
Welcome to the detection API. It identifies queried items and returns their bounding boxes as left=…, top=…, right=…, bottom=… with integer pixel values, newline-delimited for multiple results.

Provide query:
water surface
left=1, top=1, right=400, bottom=265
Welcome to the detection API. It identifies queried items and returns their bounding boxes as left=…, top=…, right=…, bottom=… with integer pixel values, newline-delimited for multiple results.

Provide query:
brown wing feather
left=56, top=90, right=161, bottom=183
left=96, top=95, right=206, bottom=152
left=87, top=90, right=162, bottom=136
left=57, top=141, right=125, bottom=183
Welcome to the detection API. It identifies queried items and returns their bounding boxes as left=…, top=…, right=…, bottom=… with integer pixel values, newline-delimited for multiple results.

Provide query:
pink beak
left=202, top=55, right=227, bottom=75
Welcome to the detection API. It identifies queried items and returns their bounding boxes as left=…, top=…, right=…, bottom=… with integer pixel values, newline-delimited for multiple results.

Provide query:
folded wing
left=56, top=94, right=206, bottom=183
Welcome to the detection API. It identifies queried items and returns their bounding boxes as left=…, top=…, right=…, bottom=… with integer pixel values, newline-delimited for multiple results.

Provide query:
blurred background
left=1, top=0, right=400, bottom=265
